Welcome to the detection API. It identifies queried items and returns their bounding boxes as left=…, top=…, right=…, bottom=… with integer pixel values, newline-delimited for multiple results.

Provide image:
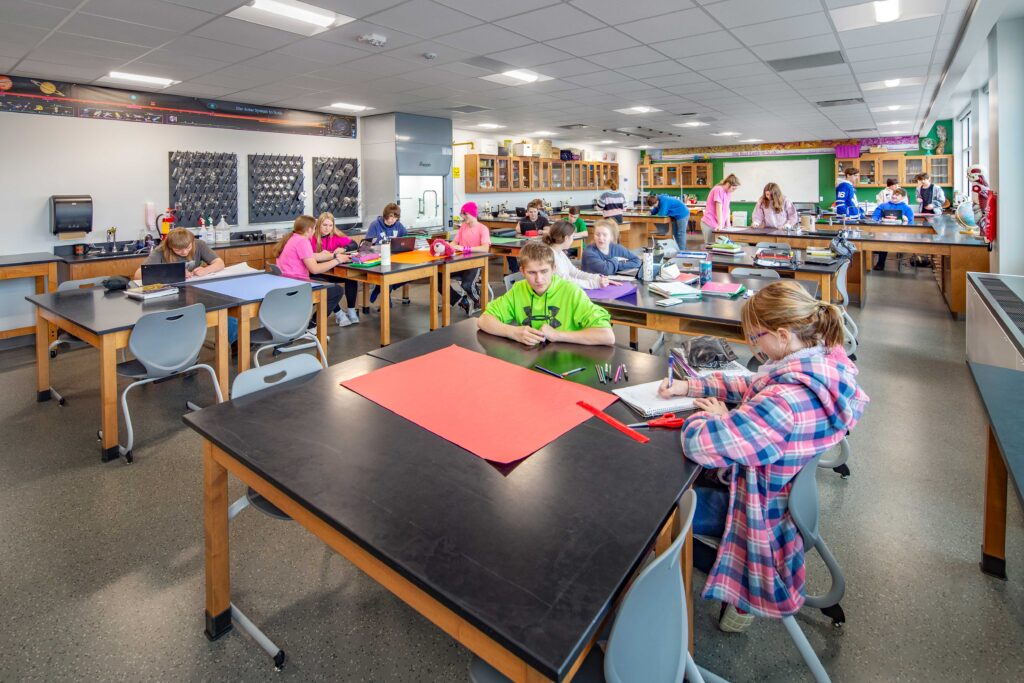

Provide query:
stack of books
left=125, top=284, right=178, bottom=300
left=710, top=240, right=743, bottom=256
left=649, top=281, right=701, bottom=301
left=805, top=247, right=838, bottom=264
left=700, top=281, right=746, bottom=298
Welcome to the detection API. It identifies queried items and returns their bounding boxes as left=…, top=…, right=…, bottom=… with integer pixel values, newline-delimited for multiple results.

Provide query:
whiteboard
left=721, top=159, right=820, bottom=203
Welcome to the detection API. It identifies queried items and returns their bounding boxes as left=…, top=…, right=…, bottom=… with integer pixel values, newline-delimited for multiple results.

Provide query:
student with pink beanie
left=437, top=202, right=491, bottom=315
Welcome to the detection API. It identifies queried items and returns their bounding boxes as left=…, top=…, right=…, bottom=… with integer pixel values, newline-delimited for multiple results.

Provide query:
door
left=879, top=155, right=902, bottom=187
left=511, top=159, right=522, bottom=191
left=476, top=155, right=496, bottom=191
left=496, top=158, right=510, bottom=191
left=666, top=165, right=679, bottom=187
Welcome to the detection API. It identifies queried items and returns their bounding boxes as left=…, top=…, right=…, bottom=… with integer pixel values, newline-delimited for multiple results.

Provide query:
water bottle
left=641, top=247, right=654, bottom=281
left=380, top=238, right=391, bottom=267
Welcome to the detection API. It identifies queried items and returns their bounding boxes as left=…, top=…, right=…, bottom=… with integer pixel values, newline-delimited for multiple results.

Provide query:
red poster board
left=342, top=345, right=617, bottom=463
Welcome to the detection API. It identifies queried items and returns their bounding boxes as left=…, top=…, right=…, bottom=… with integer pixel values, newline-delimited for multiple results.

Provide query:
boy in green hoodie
left=479, top=241, right=614, bottom=346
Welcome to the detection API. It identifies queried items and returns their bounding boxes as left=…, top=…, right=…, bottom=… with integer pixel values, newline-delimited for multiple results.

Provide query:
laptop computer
left=881, top=208, right=902, bottom=220
left=515, top=207, right=527, bottom=217
left=141, top=262, right=186, bottom=286
left=390, top=236, right=416, bottom=253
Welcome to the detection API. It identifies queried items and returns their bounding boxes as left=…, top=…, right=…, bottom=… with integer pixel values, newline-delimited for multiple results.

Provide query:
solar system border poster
left=0, top=74, right=356, bottom=138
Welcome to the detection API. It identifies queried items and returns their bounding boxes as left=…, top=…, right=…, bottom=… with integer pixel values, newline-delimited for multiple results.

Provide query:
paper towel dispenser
left=50, top=195, right=93, bottom=235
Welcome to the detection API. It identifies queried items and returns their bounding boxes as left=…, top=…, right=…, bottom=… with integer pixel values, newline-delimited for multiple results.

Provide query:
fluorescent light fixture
left=888, top=105, right=901, bottom=110
left=107, top=71, right=178, bottom=87
left=330, top=102, right=372, bottom=112
left=531, top=131, right=554, bottom=136
left=673, top=121, right=706, bottom=127
left=395, top=135, right=411, bottom=141
left=599, top=140, right=614, bottom=144
left=740, top=138, right=764, bottom=142
left=251, top=0, right=336, bottom=27
left=637, top=145, right=650, bottom=149
left=503, top=69, right=539, bottom=83
left=477, top=123, right=504, bottom=129
left=874, top=0, right=900, bottom=24
left=711, top=131, right=740, bottom=136
left=884, top=78, right=901, bottom=88
left=615, top=106, right=661, bottom=114
left=881, top=120, right=904, bottom=125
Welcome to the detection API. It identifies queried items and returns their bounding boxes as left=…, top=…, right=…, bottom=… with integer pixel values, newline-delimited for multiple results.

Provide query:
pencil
left=534, top=364, right=562, bottom=378
left=561, top=367, right=585, bottom=378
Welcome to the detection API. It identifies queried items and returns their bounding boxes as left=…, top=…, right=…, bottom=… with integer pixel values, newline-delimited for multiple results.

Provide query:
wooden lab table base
left=341, top=267, right=438, bottom=346
left=233, top=289, right=327, bottom=374
left=1, top=260, right=58, bottom=341
left=35, top=307, right=229, bottom=462
left=439, top=256, right=490, bottom=327
left=613, top=310, right=746, bottom=351
left=981, top=426, right=1009, bottom=579
left=202, top=439, right=694, bottom=678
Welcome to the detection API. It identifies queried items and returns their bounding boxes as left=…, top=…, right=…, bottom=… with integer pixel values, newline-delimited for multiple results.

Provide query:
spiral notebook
left=611, top=380, right=697, bottom=418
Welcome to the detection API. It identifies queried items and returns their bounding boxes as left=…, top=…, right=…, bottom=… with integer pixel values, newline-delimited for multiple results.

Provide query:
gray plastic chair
left=502, top=272, right=524, bottom=293
left=469, top=491, right=729, bottom=683
left=834, top=259, right=851, bottom=306
left=248, top=283, right=327, bottom=368
left=731, top=267, right=780, bottom=279
left=266, top=263, right=282, bottom=275
left=48, top=276, right=115, bottom=406
left=223, top=353, right=323, bottom=672
left=98, top=303, right=223, bottom=463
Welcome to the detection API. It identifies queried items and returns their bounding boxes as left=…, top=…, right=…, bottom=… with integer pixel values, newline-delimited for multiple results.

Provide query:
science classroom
left=0, top=1, right=1022, bottom=681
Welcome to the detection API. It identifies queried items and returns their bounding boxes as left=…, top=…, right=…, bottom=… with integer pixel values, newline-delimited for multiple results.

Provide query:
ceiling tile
left=617, top=8, right=720, bottom=43
left=488, top=43, right=572, bottom=68
left=733, top=12, right=832, bottom=45
left=616, top=60, right=691, bottom=79
left=680, top=48, right=759, bottom=71
left=397, top=67, right=466, bottom=86
left=40, top=33, right=150, bottom=60
left=838, top=15, right=941, bottom=48
left=317, top=20, right=421, bottom=50
left=563, top=71, right=631, bottom=88
left=343, top=54, right=420, bottom=77
left=284, top=0, right=406, bottom=18
left=530, top=58, right=602, bottom=78
left=81, top=0, right=215, bottom=32
left=702, top=62, right=773, bottom=81
left=275, top=38, right=369, bottom=64
left=122, top=59, right=223, bottom=81
left=384, top=40, right=475, bottom=65
left=851, top=52, right=934, bottom=75
left=161, top=35, right=261, bottom=63
left=782, top=63, right=854, bottom=82
left=0, top=22, right=49, bottom=52
left=12, top=59, right=112, bottom=82
left=363, top=0, right=481, bottom=39
left=845, top=37, right=934, bottom=61
left=162, top=82, right=237, bottom=99
left=649, top=31, right=741, bottom=60
left=189, top=67, right=278, bottom=90
left=545, top=27, right=640, bottom=57
left=59, top=13, right=181, bottom=47
left=241, top=52, right=322, bottom=76
left=831, top=0, right=942, bottom=32
left=193, top=17, right=303, bottom=50
left=434, top=24, right=531, bottom=53
left=0, top=0, right=70, bottom=30
left=21, top=47, right=127, bottom=71
left=586, top=45, right=665, bottom=69
left=642, top=71, right=713, bottom=88
left=751, top=35, right=840, bottom=62
left=704, top=0, right=823, bottom=28
left=497, top=4, right=604, bottom=42
left=432, top=0, right=559, bottom=21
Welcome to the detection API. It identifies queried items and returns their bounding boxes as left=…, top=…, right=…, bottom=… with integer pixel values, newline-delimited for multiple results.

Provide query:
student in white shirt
left=541, top=220, right=608, bottom=290
left=751, top=183, right=798, bottom=229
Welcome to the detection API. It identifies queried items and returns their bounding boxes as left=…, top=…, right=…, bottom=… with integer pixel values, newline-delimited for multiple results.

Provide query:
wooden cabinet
left=637, top=162, right=711, bottom=189
left=464, top=155, right=496, bottom=193
left=902, top=156, right=925, bottom=186
left=926, top=155, right=952, bottom=185
left=496, top=157, right=510, bottom=191
left=681, top=163, right=711, bottom=188
left=217, top=246, right=264, bottom=271
left=837, top=154, right=954, bottom=188
left=60, top=256, right=146, bottom=282
left=550, top=162, right=564, bottom=190
left=463, top=155, right=618, bottom=193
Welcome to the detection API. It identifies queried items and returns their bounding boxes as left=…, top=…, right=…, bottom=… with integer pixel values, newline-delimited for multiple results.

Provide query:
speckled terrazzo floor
left=1, top=257, right=1021, bottom=682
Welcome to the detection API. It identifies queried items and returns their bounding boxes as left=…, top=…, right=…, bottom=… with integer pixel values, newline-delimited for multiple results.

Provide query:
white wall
left=451, top=128, right=640, bottom=212
left=0, top=111, right=359, bottom=333
left=987, top=17, right=1024, bottom=275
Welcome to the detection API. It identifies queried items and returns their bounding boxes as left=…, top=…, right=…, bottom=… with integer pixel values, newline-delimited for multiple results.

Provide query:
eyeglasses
left=748, top=331, right=770, bottom=344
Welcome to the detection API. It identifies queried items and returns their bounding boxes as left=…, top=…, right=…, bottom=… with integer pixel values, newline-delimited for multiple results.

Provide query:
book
left=125, top=284, right=178, bottom=300
left=701, top=281, right=746, bottom=297
left=612, top=380, right=697, bottom=418
left=649, top=281, right=701, bottom=298
left=677, top=250, right=709, bottom=260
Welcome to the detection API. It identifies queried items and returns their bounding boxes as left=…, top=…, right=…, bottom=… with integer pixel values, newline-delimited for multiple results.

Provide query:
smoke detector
left=423, top=52, right=437, bottom=60
left=358, top=33, right=387, bottom=48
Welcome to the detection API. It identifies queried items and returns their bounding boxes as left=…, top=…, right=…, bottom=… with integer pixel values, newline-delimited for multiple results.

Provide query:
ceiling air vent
left=817, top=98, right=866, bottom=108
left=560, top=124, right=589, bottom=130
left=844, top=128, right=877, bottom=133
left=450, top=105, right=490, bottom=114
left=767, top=51, right=845, bottom=72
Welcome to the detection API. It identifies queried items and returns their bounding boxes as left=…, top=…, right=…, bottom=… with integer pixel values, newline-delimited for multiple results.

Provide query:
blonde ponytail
left=741, top=280, right=844, bottom=349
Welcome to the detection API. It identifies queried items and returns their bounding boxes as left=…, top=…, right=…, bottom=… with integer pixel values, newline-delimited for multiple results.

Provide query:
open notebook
left=612, top=380, right=697, bottom=418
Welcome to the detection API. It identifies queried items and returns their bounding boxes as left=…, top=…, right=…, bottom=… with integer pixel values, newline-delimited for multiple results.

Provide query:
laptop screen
left=881, top=208, right=902, bottom=220
left=141, top=262, right=187, bottom=286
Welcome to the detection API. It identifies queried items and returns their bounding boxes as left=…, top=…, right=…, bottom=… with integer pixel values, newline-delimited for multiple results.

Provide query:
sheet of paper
left=188, top=262, right=261, bottom=282
left=342, top=345, right=617, bottom=464
left=585, top=283, right=637, bottom=300
left=190, top=272, right=311, bottom=300
left=391, top=250, right=440, bottom=264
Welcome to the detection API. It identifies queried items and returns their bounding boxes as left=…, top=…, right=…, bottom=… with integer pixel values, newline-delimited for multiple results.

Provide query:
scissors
left=627, top=413, right=685, bottom=430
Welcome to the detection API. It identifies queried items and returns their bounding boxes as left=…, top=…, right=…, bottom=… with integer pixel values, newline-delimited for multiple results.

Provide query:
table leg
left=428, top=269, right=438, bottom=331
left=362, top=282, right=370, bottom=314
left=213, top=309, right=229, bottom=399
left=315, top=289, right=327, bottom=356
left=37, top=270, right=58, bottom=342
left=99, top=333, right=119, bottom=462
left=629, top=326, right=639, bottom=351
left=235, top=306, right=251, bottom=374
left=203, top=440, right=233, bottom=640
left=981, top=427, right=1008, bottom=579
left=35, top=309, right=51, bottom=402
left=683, top=525, right=694, bottom=655
left=480, top=259, right=490, bottom=310
left=441, top=265, right=452, bottom=327
left=380, top=279, right=392, bottom=347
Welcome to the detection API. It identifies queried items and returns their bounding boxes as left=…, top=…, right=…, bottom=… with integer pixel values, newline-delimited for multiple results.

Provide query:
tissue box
left=513, top=143, right=532, bottom=156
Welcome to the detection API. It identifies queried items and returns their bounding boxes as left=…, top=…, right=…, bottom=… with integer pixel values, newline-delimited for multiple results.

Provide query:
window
left=960, top=111, right=972, bottom=193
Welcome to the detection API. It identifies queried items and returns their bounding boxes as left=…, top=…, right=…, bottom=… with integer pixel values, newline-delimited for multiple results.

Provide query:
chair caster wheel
left=123, top=450, right=134, bottom=464
left=273, top=650, right=286, bottom=671
left=49, top=349, right=57, bottom=359
left=833, top=464, right=851, bottom=479
left=97, top=430, right=102, bottom=441
left=402, top=298, right=411, bottom=305
left=362, top=307, right=370, bottom=314
left=58, top=397, right=66, bottom=406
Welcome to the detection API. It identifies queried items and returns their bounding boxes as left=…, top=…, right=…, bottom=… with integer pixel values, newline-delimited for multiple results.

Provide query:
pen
left=561, top=367, right=585, bottom=378
left=534, top=364, right=562, bottom=379
left=668, top=357, right=674, bottom=388
left=595, top=364, right=605, bottom=384
left=623, top=365, right=629, bottom=381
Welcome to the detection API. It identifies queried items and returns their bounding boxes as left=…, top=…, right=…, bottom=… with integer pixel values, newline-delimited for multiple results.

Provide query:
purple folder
left=585, top=282, right=637, bottom=301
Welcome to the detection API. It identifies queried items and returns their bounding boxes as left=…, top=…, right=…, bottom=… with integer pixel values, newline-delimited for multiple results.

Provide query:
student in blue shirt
left=365, top=203, right=407, bottom=244
left=835, top=167, right=862, bottom=219
left=870, top=187, right=915, bottom=270
left=365, top=202, right=408, bottom=303
left=581, top=219, right=642, bottom=275
left=646, top=193, right=690, bottom=250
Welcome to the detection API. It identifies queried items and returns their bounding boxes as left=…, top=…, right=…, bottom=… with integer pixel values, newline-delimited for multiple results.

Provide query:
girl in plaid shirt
left=659, top=280, right=868, bottom=631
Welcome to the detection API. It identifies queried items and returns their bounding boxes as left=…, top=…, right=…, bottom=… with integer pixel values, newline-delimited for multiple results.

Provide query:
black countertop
left=0, top=252, right=64, bottom=267
left=969, top=362, right=1024, bottom=507
left=968, top=273, right=1024, bottom=359
left=26, top=286, right=238, bottom=335
left=184, top=345, right=697, bottom=680
left=718, top=215, right=988, bottom=248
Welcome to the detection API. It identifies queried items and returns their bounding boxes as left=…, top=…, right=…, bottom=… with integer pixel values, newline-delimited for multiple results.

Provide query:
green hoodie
left=483, top=275, right=611, bottom=332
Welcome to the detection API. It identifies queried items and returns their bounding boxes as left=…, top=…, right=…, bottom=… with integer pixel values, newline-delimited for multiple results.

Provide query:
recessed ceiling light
left=330, top=102, right=372, bottom=112
left=599, top=140, right=614, bottom=144
left=396, top=135, right=411, bottom=141
left=637, top=145, right=650, bottom=149
left=711, top=131, right=740, bottom=136
left=477, top=123, right=505, bottom=129
left=673, top=121, right=706, bottom=127
left=107, top=71, right=178, bottom=87
left=881, top=120, right=904, bottom=125
left=531, top=131, right=554, bottom=136
left=888, top=105, right=901, bottom=110
left=740, top=138, right=764, bottom=142
left=884, top=78, right=901, bottom=88
left=874, top=0, right=900, bottom=24
left=228, top=0, right=353, bottom=36
left=503, top=69, right=539, bottom=83
left=615, top=106, right=661, bottom=114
